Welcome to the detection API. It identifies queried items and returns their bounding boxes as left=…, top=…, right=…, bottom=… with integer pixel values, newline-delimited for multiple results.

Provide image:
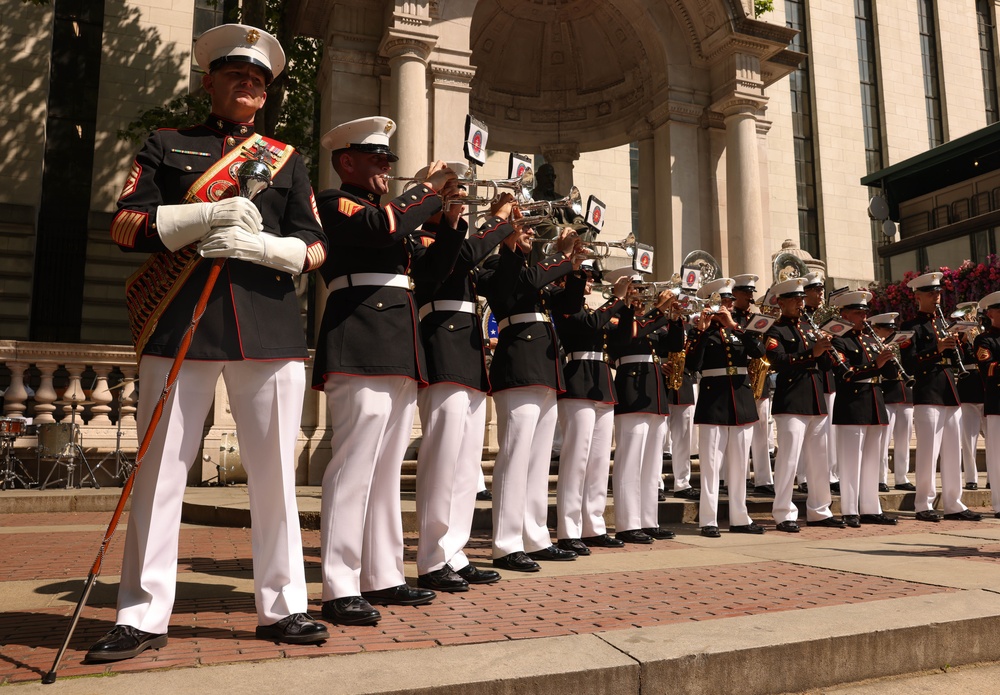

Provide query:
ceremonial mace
left=43, top=151, right=272, bottom=684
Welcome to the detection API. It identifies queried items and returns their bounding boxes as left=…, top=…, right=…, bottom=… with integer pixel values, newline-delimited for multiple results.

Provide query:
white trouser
left=668, top=403, right=694, bottom=490
left=415, top=383, right=486, bottom=574
left=835, top=425, right=885, bottom=516
left=881, top=403, right=913, bottom=486
left=750, top=397, right=774, bottom=485
left=614, top=413, right=667, bottom=531
left=912, top=404, right=965, bottom=514
left=556, top=399, right=614, bottom=539
left=698, top=424, right=753, bottom=528
left=986, top=416, right=1000, bottom=511
left=773, top=414, right=833, bottom=523
left=826, top=393, right=838, bottom=482
left=117, top=357, right=308, bottom=634
left=477, top=465, right=487, bottom=493
left=491, top=386, right=558, bottom=557
left=960, top=402, right=984, bottom=485
left=320, top=374, right=416, bottom=599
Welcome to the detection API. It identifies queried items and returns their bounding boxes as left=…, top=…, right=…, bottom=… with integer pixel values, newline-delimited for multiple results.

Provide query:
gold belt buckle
left=652, top=354, right=660, bottom=365
left=726, top=366, right=738, bottom=376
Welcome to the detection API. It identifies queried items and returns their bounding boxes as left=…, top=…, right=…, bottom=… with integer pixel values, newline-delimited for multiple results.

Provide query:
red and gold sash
left=125, top=134, right=295, bottom=354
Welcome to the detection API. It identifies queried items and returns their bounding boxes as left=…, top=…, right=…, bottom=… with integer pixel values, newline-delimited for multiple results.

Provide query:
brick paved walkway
left=1, top=509, right=975, bottom=686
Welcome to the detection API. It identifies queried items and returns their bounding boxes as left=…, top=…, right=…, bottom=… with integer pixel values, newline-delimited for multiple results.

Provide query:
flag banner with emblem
left=680, top=266, right=702, bottom=291
left=886, top=331, right=914, bottom=347
left=821, top=318, right=854, bottom=337
left=464, top=115, right=488, bottom=166
left=745, top=315, right=776, bottom=333
left=633, top=243, right=653, bottom=274
left=585, top=195, right=606, bottom=233
left=508, top=152, right=532, bottom=180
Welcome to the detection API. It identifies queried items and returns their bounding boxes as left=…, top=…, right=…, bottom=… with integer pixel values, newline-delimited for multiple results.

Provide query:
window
left=977, top=0, right=999, bottom=125
left=190, top=0, right=239, bottom=92
left=917, top=0, right=944, bottom=147
left=629, top=142, right=639, bottom=239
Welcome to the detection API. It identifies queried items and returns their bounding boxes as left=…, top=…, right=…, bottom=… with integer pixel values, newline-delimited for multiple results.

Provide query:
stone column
left=429, top=61, right=474, bottom=161
left=381, top=34, right=434, bottom=182
left=652, top=122, right=674, bottom=280
left=540, top=144, right=580, bottom=195
left=637, top=135, right=656, bottom=246
left=722, top=99, right=766, bottom=283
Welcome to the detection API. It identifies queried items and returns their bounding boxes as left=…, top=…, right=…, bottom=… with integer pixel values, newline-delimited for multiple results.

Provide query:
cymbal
left=54, top=399, right=96, bottom=406
left=108, top=378, right=139, bottom=391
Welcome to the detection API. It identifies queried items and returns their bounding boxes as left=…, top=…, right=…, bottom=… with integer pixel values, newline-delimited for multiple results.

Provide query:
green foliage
left=117, top=92, right=212, bottom=145
left=754, top=0, right=775, bottom=17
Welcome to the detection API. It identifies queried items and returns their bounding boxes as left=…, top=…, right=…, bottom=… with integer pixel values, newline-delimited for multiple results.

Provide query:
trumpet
left=863, top=322, right=915, bottom=388
left=935, top=305, right=971, bottom=380
left=383, top=169, right=535, bottom=207
left=583, top=233, right=637, bottom=259
left=518, top=186, right=583, bottom=218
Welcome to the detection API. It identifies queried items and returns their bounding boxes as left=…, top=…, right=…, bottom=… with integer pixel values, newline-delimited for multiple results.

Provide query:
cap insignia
left=384, top=120, right=394, bottom=134
left=246, top=29, right=260, bottom=45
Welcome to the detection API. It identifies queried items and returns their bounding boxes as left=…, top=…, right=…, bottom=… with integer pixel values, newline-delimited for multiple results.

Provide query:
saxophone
left=663, top=348, right=687, bottom=390
left=748, top=355, right=771, bottom=399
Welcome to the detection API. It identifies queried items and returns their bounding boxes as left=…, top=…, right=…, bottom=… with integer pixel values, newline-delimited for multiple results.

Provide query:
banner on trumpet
left=464, top=115, right=488, bottom=166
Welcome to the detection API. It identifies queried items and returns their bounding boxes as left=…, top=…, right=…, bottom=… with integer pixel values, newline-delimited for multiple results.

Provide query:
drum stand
left=0, top=434, right=34, bottom=490
left=40, top=402, right=100, bottom=490
left=84, top=385, right=135, bottom=487
left=201, top=431, right=238, bottom=487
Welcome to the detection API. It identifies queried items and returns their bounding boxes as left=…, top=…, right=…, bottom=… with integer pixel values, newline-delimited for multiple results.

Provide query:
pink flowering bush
left=867, top=255, right=1000, bottom=322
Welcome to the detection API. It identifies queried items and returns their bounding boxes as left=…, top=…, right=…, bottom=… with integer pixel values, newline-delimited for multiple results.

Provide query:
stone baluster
left=2, top=361, right=29, bottom=419
left=89, top=366, right=113, bottom=426
left=119, top=366, right=138, bottom=426
left=63, top=364, right=87, bottom=423
left=33, top=362, right=58, bottom=424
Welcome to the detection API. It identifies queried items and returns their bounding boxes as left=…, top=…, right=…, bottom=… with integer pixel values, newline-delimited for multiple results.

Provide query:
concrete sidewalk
left=4, top=485, right=1000, bottom=694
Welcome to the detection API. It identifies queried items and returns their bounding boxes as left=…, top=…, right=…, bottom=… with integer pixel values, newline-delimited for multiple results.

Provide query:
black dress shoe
left=753, top=485, right=776, bottom=496
left=798, top=482, right=808, bottom=494
left=776, top=521, right=800, bottom=533
left=843, top=515, right=861, bottom=528
left=456, top=564, right=501, bottom=585
left=493, top=551, right=541, bottom=572
left=86, top=625, right=167, bottom=662
left=642, top=527, right=676, bottom=540
left=673, top=487, right=700, bottom=500
left=719, top=483, right=728, bottom=494
left=362, top=584, right=436, bottom=606
left=657, top=489, right=667, bottom=501
left=894, top=482, right=916, bottom=491
left=701, top=526, right=721, bottom=538
left=615, top=529, right=654, bottom=544
left=321, top=596, right=381, bottom=626
left=557, top=538, right=591, bottom=556
left=730, top=522, right=765, bottom=535
left=830, top=482, right=841, bottom=495
left=860, top=513, right=898, bottom=525
left=966, top=482, right=979, bottom=490
left=417, top=566, right=469, bottom=592
left=915, top=510, right=942, bottom=522
left=944, top=509, right=983, bottom=521
left=476, top=489, right=492, bottom=501
left=527, top=545, right=577, bottom=561
left=256, top=613, right=329, bottom=644
left=808, top=517, right=847, bottom=528
left=878, top=483, right=890, bottom=493
left=581, top=533, right=625, bottom=548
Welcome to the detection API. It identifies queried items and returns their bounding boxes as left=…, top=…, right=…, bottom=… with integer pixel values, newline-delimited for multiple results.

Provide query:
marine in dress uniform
left=607, top=281, right=684, bottom=543
left=551, top=265, right=630, bottom=554
left=973, top=291, right=1000, bottom=516
left=731, top=273, right=775, bottom=496
left=870, top=313, right=916, bottom=491
left=686, top=278, right=766, bottom=537
left=828, top=292, right=897, bottom=527
left=87, top=24, right=329, bottom=662
left=480, top=226, right=584, bottom=571
left=803, top=271, right=839, bottom=493
left=899, top=272, right=981, bottom=522
left=764, top=278, right=844, bottom=532
left=411, top=184, right=513, bottom=593
left=954, top=302, right=986, bottom=490
left=313, top=117, right=461, bottom=625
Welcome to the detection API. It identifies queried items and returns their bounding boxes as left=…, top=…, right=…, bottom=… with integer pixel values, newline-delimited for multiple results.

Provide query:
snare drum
left=37, top=422, right=78, bottom=458
left=0, top=417, right=25, bottom=438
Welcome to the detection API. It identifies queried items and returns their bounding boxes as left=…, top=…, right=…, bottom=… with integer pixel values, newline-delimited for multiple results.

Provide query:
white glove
left=198, top=226, right=307, bottom=275
left=156, top=198, right=264, bottom=251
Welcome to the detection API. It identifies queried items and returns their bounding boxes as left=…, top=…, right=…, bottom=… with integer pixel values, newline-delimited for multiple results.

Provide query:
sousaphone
left=771, top=251, right=810, bottom=283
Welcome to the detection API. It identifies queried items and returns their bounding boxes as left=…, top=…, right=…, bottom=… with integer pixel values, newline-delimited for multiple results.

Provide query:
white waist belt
left=329, top=273, right=411, bottom=292
left=497, top=312, right=550, bottom=331
left=701, top=367, right=748, bottom=377
left=854, top=378, right=875, bottom=383
left=617, top=355, right=655, bottom=366
left=419, top=300, right=478, bottom=320
left=966, top=364, right=979, bottom=371
left=568, top=351, right=604, bottom=362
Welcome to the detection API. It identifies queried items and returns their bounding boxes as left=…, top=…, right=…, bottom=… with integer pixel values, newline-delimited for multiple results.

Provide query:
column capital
left=379, top=29, right=435, bottom=63
left=540, top=143, right=580, bottom=164
left=717, top=96, right=766, bottom=121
